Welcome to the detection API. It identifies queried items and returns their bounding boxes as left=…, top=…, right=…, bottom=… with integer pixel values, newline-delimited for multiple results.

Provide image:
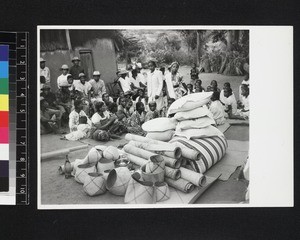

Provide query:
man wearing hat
left=69, top=56, right=84, bottom=80
left=40, top=58, right=50, bottom=84
left=57, top=64, right=69, bottom=89
left=73, top=73, right=92, bottom=115
left=89, top=70, right=107, bottom=103
left=117, top=69, right=132, bottom=93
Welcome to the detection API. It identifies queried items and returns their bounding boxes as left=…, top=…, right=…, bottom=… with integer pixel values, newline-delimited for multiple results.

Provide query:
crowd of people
left=40, top=56, right=250, bottom=141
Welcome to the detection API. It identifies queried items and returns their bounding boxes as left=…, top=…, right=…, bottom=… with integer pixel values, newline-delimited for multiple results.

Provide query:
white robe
left=147, top=70, right=164, bottom=111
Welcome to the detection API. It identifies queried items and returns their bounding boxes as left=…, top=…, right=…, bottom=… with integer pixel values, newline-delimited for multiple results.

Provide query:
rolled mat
left=127, top=140, right=182, bottom=160
left=179, top=167, right=206, bottom=186
left=169, top=141, right=201, bottom=161
left=165, top=177, right=195, bottom=193
left=125, top=153, right=148, bottom=166
left=42, top=144, right=89, bottom=160
left=165, top=166, right=181, bottom=180
left=123, top=144, right=181, bottom=168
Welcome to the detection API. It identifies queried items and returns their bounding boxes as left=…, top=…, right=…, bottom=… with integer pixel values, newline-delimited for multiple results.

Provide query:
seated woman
left=40, top=97, right=62, bottom=134
left=68, top=99, right=92, bottom=132
left=220, top=82, right=231, bottom=104
left=206, top=80, right=221, bottom=92
left=223, top=87, right=238, bottom=117
left=230, top=84, right=249, bottom=120
left=208, top=91, right=226, bottom=125
left=116, top=96, right=129, bottom=122
left=91, top=101, right=121, bottom=138
left=126, top=102, right=146, bottom=136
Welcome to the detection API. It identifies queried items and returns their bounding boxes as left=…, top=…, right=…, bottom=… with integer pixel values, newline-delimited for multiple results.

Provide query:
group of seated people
left=40, top=58, right=249, bottom=141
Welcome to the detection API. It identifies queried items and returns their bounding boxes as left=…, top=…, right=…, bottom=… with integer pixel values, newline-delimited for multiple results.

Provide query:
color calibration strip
left=0, top=45, right=9, bottom=192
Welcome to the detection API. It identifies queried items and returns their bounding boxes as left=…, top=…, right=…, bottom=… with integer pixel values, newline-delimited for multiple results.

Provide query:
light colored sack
left=146, top=130, right=174, bottom=142
left=142, top=117, right=177, bottom=132
left=174, top=125, right=224, bottom=140
left=167, top=92, right=213, bottom=115
left=173, top=106, right=212, bottom=121
left=175, top=116, right=216, bottom=132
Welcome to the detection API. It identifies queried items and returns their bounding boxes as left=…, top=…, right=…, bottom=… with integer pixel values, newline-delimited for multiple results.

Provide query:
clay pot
left=82, top=147, right=102, bottom=165
left=141, top=165, right=164, bottom=184
left=124, top=172, right=155, bottom=204
left=96, top=158, right=115, bottom=173
left=106, top=167, right=131, bottom=196
left=83, top=172, right=106, bottom=196
left=75, top=163, right=97, bottom=184
left=155, top=182, right=170, bottom=202
left=145, top=155, right=165, bottom=174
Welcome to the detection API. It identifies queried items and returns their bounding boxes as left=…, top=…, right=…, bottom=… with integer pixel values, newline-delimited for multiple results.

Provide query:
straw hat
left=40, top=58, right=46, bottom=62
left=79, top=73, right=86, bottom=78
left=93, top=71, right=101, bottom=76
left=71, top=56, right=80, bottom=62
left=60, top=64, right=69, bottom=70
left=119, top=69, right=128, bottom=75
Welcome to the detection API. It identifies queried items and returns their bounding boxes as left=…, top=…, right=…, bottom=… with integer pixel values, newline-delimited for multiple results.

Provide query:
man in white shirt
left=69, top=99, right=92, bottom=132
left=147, top=60, right=164, bottom=111
left=57, top=64, right=69, bottom=89
left=74, top=73, right=92, bottom=97
left=89, top=71, right=106, bottom=102
left=118, top=69, right=132, bottom=93
left=223, top=87, right=238, bottom=115
left=40, top=58, right=50, bottom=84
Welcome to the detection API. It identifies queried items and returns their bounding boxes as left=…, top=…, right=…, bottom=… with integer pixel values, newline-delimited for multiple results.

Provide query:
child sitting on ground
left=223, top=87, right=238, bottom=117
left=194, top=79, right=205, bottom=92
left=209, top=91, right=226, bottom=125
left=186, top=83, right=194, bottom=95
left=231, top=84, right=249, bottom=120
left=145, top=101, right=159, bottom=122
left=207, top=80, right=221, bottom=92
left=220, top=82, right=231, bottom=104
left=124, top=99, right=134, bottom=117
left=62, top=116, right=91, bottom=141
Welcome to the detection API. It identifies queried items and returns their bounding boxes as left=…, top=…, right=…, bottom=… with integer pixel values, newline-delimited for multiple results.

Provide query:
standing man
left=57, top=64, right=69, bottom=89
left=147, top=60, right=164, bottom=111
left=89, top=71, right=106, bottom=103
left=69, top=56, right=84, bottom=80
left=40, top=58, right=50, bottom=84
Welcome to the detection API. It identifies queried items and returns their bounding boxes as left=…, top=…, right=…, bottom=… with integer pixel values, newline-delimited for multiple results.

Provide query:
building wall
left=40, top=38, right=117, bottom=92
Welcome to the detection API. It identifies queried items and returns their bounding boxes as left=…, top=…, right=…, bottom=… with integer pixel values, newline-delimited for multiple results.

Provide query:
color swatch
left=0, top=45, right=9, bottom=191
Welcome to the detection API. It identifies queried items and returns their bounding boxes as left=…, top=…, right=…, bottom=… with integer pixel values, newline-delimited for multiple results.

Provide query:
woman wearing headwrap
left=146, top=60, right=164, bottom=111
left=164, top=61, right=187, bottom=99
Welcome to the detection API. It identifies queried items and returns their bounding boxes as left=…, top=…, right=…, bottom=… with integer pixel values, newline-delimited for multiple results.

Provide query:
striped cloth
left=170, top=135, right=228, bottom=173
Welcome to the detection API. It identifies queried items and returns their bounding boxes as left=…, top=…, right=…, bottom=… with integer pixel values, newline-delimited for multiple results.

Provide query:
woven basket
left=155, top=182, right=170, bottom=202
left=96, top=158, right=115, bottom=173
left=83, top=172, right=106, bottom=196
left=145, top=155, right=165, bottom=174
left=82, top=147, right=102, bottom=165
left=124, top=172, right=155, bottom=204
left=106, top=167, right=131, bottom=196
left=141, top=165, right=164, bottom=183
left=75, top=163, right=97, bottom=184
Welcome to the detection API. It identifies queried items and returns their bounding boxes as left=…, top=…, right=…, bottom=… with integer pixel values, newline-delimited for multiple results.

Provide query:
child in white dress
left=63, top=116, right=90, bottom=141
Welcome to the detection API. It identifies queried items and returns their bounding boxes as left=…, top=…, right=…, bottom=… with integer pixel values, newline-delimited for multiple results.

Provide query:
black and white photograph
left=38, top=26, right=250, bottom=208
